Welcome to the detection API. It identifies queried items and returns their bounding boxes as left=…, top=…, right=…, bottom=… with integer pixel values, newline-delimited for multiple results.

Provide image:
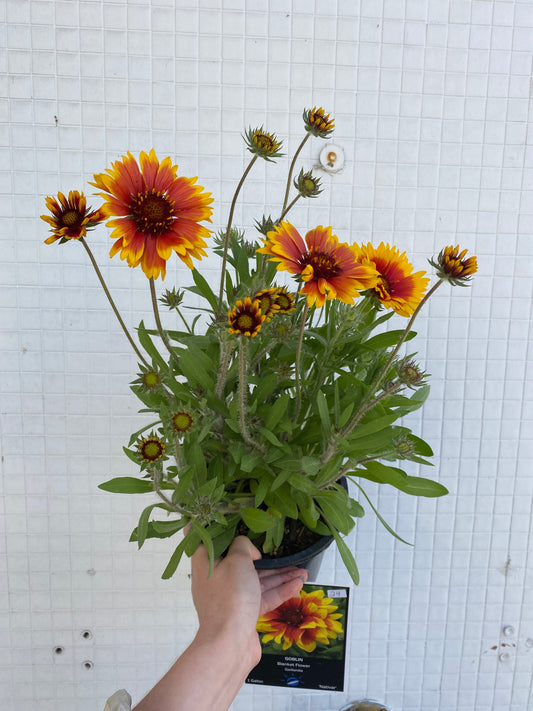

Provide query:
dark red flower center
left=61, top=209, right=83, bottom=228
left=280, top=607, right=306, bottom=627
left=253, top=132, right=275, bottom=151
left=300, top=249, right=340, bottom=280
left=131, top=190, right=175, bottom=235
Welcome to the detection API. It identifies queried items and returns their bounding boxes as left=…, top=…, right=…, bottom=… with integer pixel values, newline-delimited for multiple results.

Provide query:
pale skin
left=132, top=536, right=308, bottom=711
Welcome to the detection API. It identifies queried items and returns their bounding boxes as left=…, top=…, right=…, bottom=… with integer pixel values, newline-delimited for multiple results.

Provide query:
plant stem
left=152, top=467, right=187, bottom=515
left=294, top=301, right=309, bottom=420
left=81, top=239, right=149, bottom=367
left=238, top=338, right=265, bottom=453
left=368, top=279, right=444, bottom=398
left=175, top=306, right=192, bottom=334
left=150, top=277, right=178, bottom=360
left=215, top=339, right=234, bottom=398
left=281, top=133, right=310, bottom=215
left=217, top=155, right=258, bottom=315
left=278, top=194, right=302, bottom=223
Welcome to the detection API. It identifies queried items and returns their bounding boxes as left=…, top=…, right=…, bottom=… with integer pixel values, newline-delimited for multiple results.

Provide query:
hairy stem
left=294, top=302, right=309, bottom=420
left=281, top=133, right=310, bottom=215
left=150, top=277, right=178, bottom=360
left=238, top=338, right=265, bottom=453
left=217, top=155, right=258, bottom=315
left=81, top=239, right=149, bottom=367
left=175, top=306, right=192, bottom=334
left=278, top=194, right=302, bottom=223
left=215, top=340, right=234, bottom=398
left=153, top=467, right=187, bottom=516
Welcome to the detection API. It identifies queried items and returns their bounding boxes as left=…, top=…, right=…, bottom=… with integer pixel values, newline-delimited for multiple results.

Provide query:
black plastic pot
left=254, top=528, right=335, bottom=582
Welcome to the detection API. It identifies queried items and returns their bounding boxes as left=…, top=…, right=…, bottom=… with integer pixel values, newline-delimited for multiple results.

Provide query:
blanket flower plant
left=42, top=107, right=477, bottom=584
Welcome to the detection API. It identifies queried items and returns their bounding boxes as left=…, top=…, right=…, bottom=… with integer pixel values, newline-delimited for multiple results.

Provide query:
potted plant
left=42, top=108, right=477, bottom=585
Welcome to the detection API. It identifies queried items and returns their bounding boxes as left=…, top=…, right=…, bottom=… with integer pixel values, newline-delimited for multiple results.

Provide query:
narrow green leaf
left=357, top=461, right=448, bottom=497
left=352, top=480, right=412, bottom=545
left=363, top=329, right=416, bottom=350
left=137, top=503, right=160, bottom=548
left=128, top=421, right=161, bottom=448
left=325, top=521, right=359, bottom=586
left=137, top=321, right=168, bottom=371
left=98, top=477, right=153, bottom=494
left=263, top=393, right=290, bottom=430
left=191, top=268, right=218, bottom=311
left=316, top=390, right=331, bottom=433
left=161, top=536, right=189, bottom=579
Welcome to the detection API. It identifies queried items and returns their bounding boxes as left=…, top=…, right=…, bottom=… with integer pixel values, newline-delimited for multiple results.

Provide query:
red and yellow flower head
left=257, top=588, right=344, bottom=653
left=258, top=222, right=378, bottom=308
left=91, top=149, right=213, bottom=280
left=351, top=242, right=430, bottom=317
left=41, top=190, right=104, bottom=244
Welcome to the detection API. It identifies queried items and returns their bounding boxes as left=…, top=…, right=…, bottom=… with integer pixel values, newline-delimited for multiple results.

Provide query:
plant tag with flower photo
left=246, top=583, right=350, bottom=691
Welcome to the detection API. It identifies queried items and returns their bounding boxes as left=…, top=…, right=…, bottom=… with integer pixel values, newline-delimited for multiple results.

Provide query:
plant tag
left=246, top=583, right=350, bottom=692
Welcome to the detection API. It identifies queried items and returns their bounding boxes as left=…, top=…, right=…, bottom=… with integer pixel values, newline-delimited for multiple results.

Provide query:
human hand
left=191, top=536, right=307, bottom=665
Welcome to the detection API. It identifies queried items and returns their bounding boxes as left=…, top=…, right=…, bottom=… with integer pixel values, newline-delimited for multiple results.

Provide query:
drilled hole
left=54, top=646, right=64, bottom=655
left=83, top=660, right=94, bottom=670
left=81, top=630, right=92, bottom=640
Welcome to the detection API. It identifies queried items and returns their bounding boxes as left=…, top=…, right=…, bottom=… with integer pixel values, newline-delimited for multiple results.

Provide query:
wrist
left=195, top=622, right=261, bottom=671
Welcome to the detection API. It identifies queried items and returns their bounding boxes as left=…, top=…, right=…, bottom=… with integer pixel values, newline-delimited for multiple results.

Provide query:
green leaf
left=152, top=519, right=186, bottom=536
left=136, top=503, right=161, bottom=548
left=357, top=461, right=448, bottom=497
left=363, top=329, right=416, bottom=350
left=263, top=394, right=290, bottom=430
left=128, top=421, right=161, bottom=448
left=288, top=472, right=319, bottom=495
left=327, top=523, right=360, bottom=586
left=338, top=402, right=354, bottom=429
left=252, top=374, right=280, bottom=404
left=192, top=522, right=215, bottom=577
left=352, top=480, right=412, bottom=545
left=191, top=268, right=218, bottom=311
left=316, top=391, right=331, bottom=434
left=240, top=452, right=263, bottom=473
left=137, top=321, right=168, bottom=371
left=161, top=536, right=189, bottom=579
left=315, top=492, right=355, bottom=535
left=241, top=507, right=277, bottom=532
left=257, top=426, right=287, bottom=449
left=349, top=414, right=399, bottom=439
left=98, top=477, right=153, bottom=494
left=178, top=348, right=214, bottom=391
left=300, top=456, right=321, bottom=477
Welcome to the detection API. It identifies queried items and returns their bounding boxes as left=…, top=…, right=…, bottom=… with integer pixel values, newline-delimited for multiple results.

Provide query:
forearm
left=132, top=628, right=259, bottom=711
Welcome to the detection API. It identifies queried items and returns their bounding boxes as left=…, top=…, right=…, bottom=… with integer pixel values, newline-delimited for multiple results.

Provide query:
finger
left=257, top=566, right=304, bottom=581
left=259, top=568, right=307, bottom=594
left=227, top=535, right=262, bottom=562
left=260, top=576, right=305, bottom=616
left=190, top=542, right=210, bottom=581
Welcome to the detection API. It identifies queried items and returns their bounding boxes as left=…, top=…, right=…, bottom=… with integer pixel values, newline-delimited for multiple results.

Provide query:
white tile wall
left=1, top=0, right=532, bottom=709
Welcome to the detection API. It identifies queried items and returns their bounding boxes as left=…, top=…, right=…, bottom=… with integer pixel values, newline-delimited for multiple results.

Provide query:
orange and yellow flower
left=253, top=288, right=281, bottom=322
left=228, top=297, right=265, bottom=337
left=91, top=149, right=213, bottom=280
left=258, top=222, right=378, bottom=308
left=351, top=242, right=429, bottom=317
left=257, top=588, right=344, bottom=653
left=41, top=190, right=104, bottom=244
